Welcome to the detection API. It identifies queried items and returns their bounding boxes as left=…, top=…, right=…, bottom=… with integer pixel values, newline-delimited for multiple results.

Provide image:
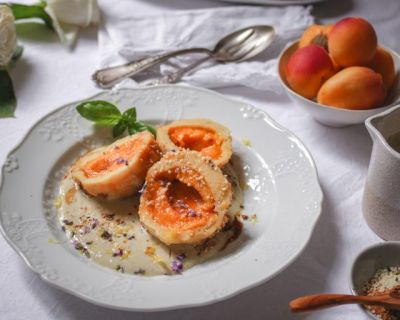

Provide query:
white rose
left=46, top=0, right=100, bottom=48
left=0, top=5, right=17, bottom=67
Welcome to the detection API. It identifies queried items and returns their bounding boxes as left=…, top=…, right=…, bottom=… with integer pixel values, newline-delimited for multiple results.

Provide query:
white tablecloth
left=1, top=1, right=400, bottom=319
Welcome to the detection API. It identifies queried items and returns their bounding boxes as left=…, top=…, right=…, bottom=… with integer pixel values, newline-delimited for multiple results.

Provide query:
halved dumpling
left=138, top=150, right=232, bottom=245
left=157, top=118, right=232, bottom=167
left=72, top=131, right=161, bottom=200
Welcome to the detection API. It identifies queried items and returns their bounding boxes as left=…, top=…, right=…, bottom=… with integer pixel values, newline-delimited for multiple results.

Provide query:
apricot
left=299, top=24, right=333, bottom=49
left=317, top=66, right=385, bottom=110
left=328, top=17, right=377, bottom=67
left=285, top=44, right=335, bottom=99
left=368, top=47, right=396, bottom=89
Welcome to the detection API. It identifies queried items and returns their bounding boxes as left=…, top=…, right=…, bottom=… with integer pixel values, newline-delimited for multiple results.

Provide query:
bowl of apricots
left=278, top=17, right=400, bottom=127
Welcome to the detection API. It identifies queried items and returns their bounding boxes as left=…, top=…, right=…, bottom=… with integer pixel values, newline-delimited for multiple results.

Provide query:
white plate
left=0, top=86, right=322, bottom=311
left=214, top=0, right=325, bottom=5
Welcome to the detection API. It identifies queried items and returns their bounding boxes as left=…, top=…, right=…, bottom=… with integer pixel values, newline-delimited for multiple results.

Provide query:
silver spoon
left=151, top=25, right=275, bottom=86
left=93, top=25, right=275, bottom=88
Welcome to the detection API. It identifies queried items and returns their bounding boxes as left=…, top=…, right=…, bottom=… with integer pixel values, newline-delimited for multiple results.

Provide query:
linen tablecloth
left=1, top=0, right=400, bottom=319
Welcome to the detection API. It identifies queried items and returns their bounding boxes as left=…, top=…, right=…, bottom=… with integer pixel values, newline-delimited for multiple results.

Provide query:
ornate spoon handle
left=150, top=56, right=212, bottom=86
left=92, top=48, right=211, bottom=88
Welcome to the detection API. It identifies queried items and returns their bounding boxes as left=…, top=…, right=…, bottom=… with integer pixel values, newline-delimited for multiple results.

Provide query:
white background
left=1, top=0, right=400, bottom=319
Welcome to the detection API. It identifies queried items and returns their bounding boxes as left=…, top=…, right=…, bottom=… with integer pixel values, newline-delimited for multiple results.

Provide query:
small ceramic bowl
left=277, top=41, right=400, bottom=127
left=350, top=242, right=400, bottom=319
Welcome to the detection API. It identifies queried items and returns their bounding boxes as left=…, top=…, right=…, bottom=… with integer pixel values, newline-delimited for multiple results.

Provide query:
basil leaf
left=0, top=69, right=16, bottom=118
left=135, top=121, right=156, bottom=136
left=122, top=107, right=137, bottom=122
left=112, top=120, right=127, bottom=138
left=76, top=100, right=122, bottom=125
left=127, top=125, right=138, bottom=135
left=10, top=3, right=53, bottom=30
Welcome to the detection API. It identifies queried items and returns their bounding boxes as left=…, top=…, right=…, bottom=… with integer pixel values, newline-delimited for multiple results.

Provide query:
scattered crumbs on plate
left=54, top=196, right=62, bottom=209
left=57, top=160, right=244, bottom=276
left=235, top=212, right=257, bottom=223
left=144, top=246, right=155, bottom=256
left=134, top=268, right=146, bottom=275
left=239, top=180, right=249, bottom=190
left=48, top=237, right=59, bottom=244
left=121, top=249, right=132, bottom=260
left=242, top=138, right=251, bottom=147
left=112, top=248, right=124, bottom=257
left=100, top=230, right=112, bottom=240
left=116, top=265, right=125, bottom=273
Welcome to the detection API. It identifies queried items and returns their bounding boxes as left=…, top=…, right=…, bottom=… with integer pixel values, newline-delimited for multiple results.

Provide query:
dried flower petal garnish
left=171, top=260, right=183, bottom=273
left=112, top=248, right=124, bottom=257
left=171, top=253, right=186, bottom=273
left=138, top=183, right=147, bottom=195
left=176, top=253, right=186, bottom=262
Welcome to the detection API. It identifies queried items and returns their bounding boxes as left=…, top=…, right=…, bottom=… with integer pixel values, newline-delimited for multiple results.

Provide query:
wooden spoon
left=290, top=285, right=400, bottom=313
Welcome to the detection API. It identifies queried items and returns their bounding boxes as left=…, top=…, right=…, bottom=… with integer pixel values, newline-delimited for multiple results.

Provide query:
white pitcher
left=363, top=104, right=400, bottom=240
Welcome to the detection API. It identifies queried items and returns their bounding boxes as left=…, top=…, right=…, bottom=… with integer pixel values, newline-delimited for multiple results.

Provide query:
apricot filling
left=83, top=138, right=142, bottom=178
left=168, top=126, right=222, bottom=161
left=145, top=168, right=216, bottom=232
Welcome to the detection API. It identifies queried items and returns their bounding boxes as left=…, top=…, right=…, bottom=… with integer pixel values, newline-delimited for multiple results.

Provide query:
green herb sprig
left=76, top=100, right=156, bottom=138
left=9, top=2, right=53, bottom=30
left=0, top=46, right=23, bottom=118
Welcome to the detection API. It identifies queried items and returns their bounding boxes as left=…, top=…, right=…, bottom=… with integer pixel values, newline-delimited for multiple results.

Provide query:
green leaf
left=122, top=107, right=137, bottom=122
left=127, top=125, right=138, bottom=135
left=134, top=121, right=156, bottom=136
left=113, top=120, right=127, bottom=138
left=9, top=3, right=53, bottom=30
left=37, top=0, right=47, bottom=9
left=11, top=45, right=23, bottom=62
left=0, top=69, right=16, bottom=118
left=76, top=100, right=156, bottom=138
left=76, top=100, right=122, bottom=126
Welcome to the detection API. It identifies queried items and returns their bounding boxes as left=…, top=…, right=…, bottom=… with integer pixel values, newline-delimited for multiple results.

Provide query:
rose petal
left=0, top=5, right=17, bottom=66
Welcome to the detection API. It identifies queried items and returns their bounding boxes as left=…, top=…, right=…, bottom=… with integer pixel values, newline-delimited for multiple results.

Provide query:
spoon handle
left=150, top=56, right=212, bottom=86
left=290, top=293, right=392, bottom=313
left=92, top=48, right=211, bottom=88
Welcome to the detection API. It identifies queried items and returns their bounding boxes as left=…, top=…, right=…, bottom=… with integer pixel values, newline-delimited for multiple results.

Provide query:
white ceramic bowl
left=350, top=242, right=400, bottom=319
left=277, top=41, right=400, bottom=127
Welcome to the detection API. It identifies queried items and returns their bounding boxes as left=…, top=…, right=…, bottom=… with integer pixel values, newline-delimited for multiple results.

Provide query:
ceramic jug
left=363, top=104, right=400, bottom=240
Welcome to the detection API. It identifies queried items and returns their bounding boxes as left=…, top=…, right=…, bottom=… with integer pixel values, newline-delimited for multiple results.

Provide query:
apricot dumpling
left=157, top=118, right=232, bottom=167
left=138, top=150, right=232, bottom=245
left=72, top=131, right=161, bottom=200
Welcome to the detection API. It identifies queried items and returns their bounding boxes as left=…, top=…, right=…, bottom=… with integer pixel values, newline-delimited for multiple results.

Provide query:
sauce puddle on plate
left=57, top=163, right=244, bottom=276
